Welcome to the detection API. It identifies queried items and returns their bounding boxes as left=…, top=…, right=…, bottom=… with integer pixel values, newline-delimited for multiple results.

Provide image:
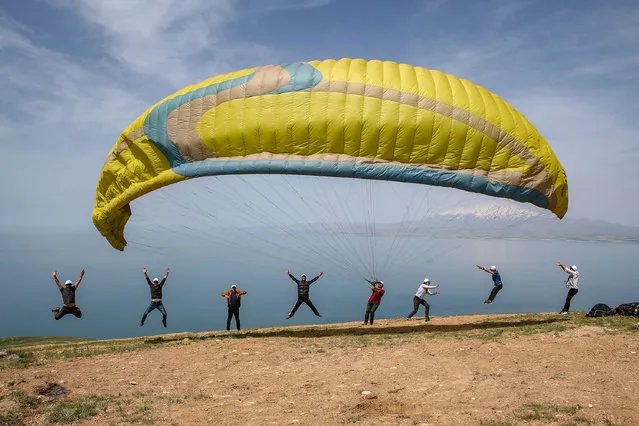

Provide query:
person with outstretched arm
left=140, top=267, right=170, bottom=327
left=363, top=279, right=385, bottom=325
left=285, top=269, right=324, bottom=319
left=221, top=284, right=247, bottom=331
left=51, top=269, right=85, bottom=320
left=476, top=265, right=503, bottom=304
left=557, top=263, right=579, bottom=314
left=407, top=278, right=440, bottom=322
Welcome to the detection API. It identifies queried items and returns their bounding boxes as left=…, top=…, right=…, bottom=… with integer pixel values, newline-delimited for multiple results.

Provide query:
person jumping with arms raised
left=51, top=269, right=85, bottom=320
left=140, top=267, right=170, bottom=328
left=285, top=269, right=324, bottom=319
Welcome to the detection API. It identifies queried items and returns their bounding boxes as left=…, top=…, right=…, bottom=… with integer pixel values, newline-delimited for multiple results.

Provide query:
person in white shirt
left=407, top=278, right=440, bottom=321
left=557, top=263, right=579, bottom=314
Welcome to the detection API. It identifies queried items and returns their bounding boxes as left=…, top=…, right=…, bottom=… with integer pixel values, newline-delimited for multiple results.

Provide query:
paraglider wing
left=93, top=59, right=568, bottom=250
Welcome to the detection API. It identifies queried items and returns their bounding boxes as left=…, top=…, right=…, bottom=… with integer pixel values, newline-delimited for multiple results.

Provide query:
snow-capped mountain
left=439, top=203, right=550, bottom=220
left=395, top=203, right=639, bottom=241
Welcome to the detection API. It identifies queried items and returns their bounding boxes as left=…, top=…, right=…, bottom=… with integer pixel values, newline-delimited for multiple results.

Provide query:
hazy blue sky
left=1, top=0, right=638, bottom=237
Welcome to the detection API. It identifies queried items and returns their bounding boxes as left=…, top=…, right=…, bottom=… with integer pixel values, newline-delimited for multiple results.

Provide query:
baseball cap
left=65, top=280, right=73, bottom=285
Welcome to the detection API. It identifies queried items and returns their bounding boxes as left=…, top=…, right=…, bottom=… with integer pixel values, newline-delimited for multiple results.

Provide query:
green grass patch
left=0, top=351, right=39, bottom=369
left=46, top=395, right=111, bottom=424
left=516, top=403, right=581, bottom=421
left=0, top=410, right=22, bottom=425
left=480, top=421, right=515, bottom=426
left=0, top=336, right=92, bottom=349
left=9, top=389, right=39, bottom=409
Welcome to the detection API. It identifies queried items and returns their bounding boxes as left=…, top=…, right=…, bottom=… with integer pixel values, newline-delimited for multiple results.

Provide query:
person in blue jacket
left=476, top=265, right=503, bottom=304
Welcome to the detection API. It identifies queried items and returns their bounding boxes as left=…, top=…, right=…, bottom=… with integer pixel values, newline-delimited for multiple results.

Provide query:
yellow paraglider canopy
left=94, top=58, right=568, bottom=250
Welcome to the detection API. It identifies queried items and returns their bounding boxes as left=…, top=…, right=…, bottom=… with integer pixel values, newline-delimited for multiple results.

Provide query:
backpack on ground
left=615, top=302, right=639, bottom=317
left=585, top=303, right=616, bottom=317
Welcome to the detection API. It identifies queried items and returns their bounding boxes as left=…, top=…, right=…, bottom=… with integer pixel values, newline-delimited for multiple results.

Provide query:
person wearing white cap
left=476, top=264, right=503, bottom=304
left=284, top=269, right=324, bottom=319
left=51, top=269, right=85, bottom=320
left=221, top=284, right=247, bottom=331
left=557, top=263, right=580, bottom=314
left=407, top=278, right=440, bottom=321
left=363, top=279, right=385, bottom=325
left=140, top=267, right=170, bottom=327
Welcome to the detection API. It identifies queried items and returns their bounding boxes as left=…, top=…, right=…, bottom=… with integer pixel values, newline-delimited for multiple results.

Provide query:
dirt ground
left=1, top=313, right=638, bottom=425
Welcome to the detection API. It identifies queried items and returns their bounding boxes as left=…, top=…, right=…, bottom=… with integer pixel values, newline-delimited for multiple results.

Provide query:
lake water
left=1, top=228, right=637, bottom=339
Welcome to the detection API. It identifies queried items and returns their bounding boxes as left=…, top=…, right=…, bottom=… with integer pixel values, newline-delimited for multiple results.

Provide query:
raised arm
left=238, top=290, right=247, bottom=295
left=308, top=271, right=324, bottom=285
left=143, top=268, right=152, bottom=286
left=52, top=270, right=62, bottom=290
left=74, top=269, right=85, bottom=288
left=557, top=262, right=569, bottom=273
left=476, top=265, right=494, bottom=275
left=221, top=291, right=230, bottom=298
left=285, top=269, right=300, bottom=284
left=160, top=267, right=170, bottom=286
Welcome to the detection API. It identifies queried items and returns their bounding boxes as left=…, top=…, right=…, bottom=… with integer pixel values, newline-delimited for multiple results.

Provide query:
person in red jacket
left=363, top=279, right=385, bottom=325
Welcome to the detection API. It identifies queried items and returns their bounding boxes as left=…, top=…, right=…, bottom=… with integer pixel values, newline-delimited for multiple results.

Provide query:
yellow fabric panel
left=195, top=91, right=531, bottom=173
left=312, top=59, right=564, bottom=186
left=93, top=136, right=187, bottom=250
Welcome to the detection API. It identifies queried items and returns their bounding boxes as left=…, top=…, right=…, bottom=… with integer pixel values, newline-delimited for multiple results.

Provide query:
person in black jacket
left=221, top=284, right=247, bottom=331
left=51, top=269, right=85, bottom=320
left=140, top=267, right=170, bottom=327
left=285, top=269, right=324, bottom=319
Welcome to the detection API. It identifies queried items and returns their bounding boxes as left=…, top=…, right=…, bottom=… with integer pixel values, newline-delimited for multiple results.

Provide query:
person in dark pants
left=140, top=267, right=170, bottom=327
left=363, top=279, right=385, bottom=325
left=221, top=284, right=247, bottom=331
left=51, top=269, right=85, bottom=320
left=476, top=265, right=503, bottom=304
left=285, top=269, right=324, bottom=319
left=557, top=263, right=579, bottom=314
left=407, top=278, right=440, bottom=321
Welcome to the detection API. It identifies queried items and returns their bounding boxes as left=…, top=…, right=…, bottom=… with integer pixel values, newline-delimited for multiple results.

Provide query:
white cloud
left=0, top=19, right=148, bottom=139
left=54, top=0, right=244, bottom=87
left=240, top=0, right=333, bottom=12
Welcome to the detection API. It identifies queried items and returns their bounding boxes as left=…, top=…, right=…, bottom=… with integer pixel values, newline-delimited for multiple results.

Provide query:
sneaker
left=363, top=322, right=368, bottom=325
left=425, top=318, right=430, bottom=322
left=559, top=311, right=568, bottom=315
left=140, top=321, right=144, bottom=327
left=51, top=307, right=60, bottom=313
left=285, top=315, right=292, bottom=320
left=162, top=320, right=167, bottom=328
left=317, top=313, right=323, bottom=318
left=484, top=300, right=493, bottom=305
